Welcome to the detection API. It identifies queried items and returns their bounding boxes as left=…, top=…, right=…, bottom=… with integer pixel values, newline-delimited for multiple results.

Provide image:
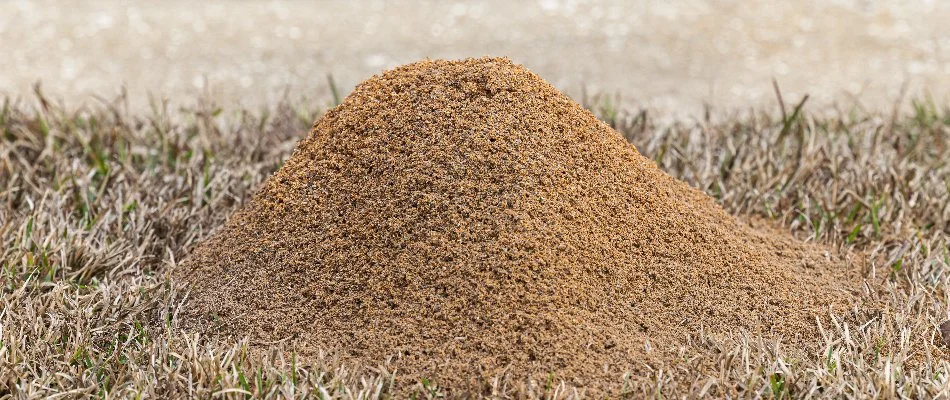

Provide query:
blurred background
left=1, top=0, right=948, bottom=115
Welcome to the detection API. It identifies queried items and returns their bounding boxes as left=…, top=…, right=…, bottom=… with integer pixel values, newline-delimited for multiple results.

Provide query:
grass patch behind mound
left=1, top=89, right=948, bottom=398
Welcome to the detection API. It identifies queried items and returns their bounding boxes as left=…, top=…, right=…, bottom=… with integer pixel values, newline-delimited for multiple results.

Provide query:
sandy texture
left=2, top=0, right=949, bottom=115
left=176, top=58, right=862, bottom=394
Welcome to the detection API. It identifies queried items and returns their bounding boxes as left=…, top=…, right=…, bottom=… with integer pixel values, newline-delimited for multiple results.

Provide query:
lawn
left=1, top=88, right=948, bottom=398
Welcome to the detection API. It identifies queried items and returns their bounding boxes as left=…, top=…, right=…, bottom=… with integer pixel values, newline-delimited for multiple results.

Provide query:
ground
left=2, top=0, right=949, bottom=115
left=1, top=88, right=948, bottom=398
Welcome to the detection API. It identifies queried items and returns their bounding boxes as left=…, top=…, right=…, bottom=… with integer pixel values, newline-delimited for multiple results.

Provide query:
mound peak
left=177, top=57, right=856, bottom=394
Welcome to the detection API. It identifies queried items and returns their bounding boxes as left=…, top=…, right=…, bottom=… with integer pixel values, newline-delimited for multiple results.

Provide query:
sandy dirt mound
left=176, top=57, right=860, bottom=394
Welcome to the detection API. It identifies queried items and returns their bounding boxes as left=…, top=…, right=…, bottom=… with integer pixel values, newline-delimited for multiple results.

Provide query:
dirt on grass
left=175, top=57, right=866, bottom=394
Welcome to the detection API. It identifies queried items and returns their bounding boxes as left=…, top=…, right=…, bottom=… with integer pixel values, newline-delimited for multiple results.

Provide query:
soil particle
left=176, top=57, right=861, bottom=395
left=940, top=321, right=950, bottom=347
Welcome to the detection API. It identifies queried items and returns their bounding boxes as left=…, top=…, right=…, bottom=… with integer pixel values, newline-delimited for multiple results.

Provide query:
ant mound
left=177, top=57, right=860, bottom=394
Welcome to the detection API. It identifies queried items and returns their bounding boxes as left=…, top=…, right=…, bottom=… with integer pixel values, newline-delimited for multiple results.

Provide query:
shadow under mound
left=175, top=57, right=866, bottom=395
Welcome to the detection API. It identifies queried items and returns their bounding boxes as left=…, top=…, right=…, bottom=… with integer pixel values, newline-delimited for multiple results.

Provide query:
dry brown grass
left=1, top=87, right=948, bottom=398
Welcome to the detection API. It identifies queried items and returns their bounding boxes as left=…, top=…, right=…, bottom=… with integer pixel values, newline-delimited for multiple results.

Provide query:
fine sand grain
left=176, top=57, right=865, bottom=394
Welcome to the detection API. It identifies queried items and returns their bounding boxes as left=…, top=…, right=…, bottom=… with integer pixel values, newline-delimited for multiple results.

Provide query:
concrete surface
left=2, top=0, right=948, bottom=115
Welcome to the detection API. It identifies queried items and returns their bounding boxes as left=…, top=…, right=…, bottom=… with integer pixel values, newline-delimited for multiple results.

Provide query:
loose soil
left=176, top=57, right=863, bottom=395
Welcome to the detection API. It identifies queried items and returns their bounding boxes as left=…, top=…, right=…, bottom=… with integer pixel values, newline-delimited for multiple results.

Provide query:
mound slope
left=177, top=57, right=858, bottom=392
